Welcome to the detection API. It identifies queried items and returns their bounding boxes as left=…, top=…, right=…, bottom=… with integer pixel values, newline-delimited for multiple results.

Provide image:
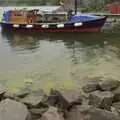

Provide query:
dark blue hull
left=1, top=16, right=107, bottom=33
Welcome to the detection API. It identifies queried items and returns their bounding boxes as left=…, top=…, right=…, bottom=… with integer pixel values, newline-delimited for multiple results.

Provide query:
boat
left=0, top=1, right=107, bottom=33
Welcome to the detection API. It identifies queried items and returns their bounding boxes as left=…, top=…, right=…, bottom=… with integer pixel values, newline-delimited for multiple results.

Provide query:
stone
left=30, top=108, right=48, bottom=120
left=15, top=89, right=31, bottom=98
left=89, top=90, right=114, bottom=110
left=99, top=78, right=119, bottom=91
left=4, top=90, right=30, bottom=100
left=0, top=99, right=31, bottom=120
left=4, top=91, right=20, bottom=101
left=46, top=94, right=59, bottom=106
left=112, top=87, right=120, bottom=102
left=82, top=82, right=99, bottom=93
left=21, top=90, right=47, bottom=108
left=0, top=84, right=7, bottom=99
left=39, top=107, right=64, bottom=120
left=67, top=105, right=120, bottom=120
left=111, top=102, right=120, bottom=115
left=50, top=89, right=82, bottom=109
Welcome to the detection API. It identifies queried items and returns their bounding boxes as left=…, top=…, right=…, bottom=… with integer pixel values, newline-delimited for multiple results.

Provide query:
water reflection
left=2, top=31, right=120, bottom=47
left=2, top=31, right=40, bottom=52
left=2, top=31, right=120, bottom=59
left=2, top=30, right=120, bottom=63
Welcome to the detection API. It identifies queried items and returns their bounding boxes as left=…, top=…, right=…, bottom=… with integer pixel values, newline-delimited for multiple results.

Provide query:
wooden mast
left=75, top=0, right=77, bottom=14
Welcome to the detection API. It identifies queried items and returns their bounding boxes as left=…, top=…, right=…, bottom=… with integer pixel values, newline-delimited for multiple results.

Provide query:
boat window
left=36, top=13, right=67, bottom=23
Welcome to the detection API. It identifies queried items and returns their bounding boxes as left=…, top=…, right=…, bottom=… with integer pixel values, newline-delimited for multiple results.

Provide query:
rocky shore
left=1, top=77, right=120, bottom=120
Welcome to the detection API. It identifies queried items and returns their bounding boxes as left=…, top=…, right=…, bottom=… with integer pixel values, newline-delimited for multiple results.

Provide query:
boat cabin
left=3, top=9, right=68, bottom=24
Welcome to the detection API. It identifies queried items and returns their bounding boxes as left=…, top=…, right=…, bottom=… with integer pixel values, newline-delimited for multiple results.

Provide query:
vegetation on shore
left=0, top=0, right=120, bottom=12
left=0, top=0, right=60, bottom=6
left=0, top=0, right=119, bottom=6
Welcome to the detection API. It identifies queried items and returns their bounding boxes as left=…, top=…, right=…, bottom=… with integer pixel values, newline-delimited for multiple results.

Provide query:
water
left=0, top=31, right=120, bottom=93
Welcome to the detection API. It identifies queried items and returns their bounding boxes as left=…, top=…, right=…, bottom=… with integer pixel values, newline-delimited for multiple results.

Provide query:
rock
left=50, top=89, right=82, bottom=109
left=30, top=108, right=48, bottom=120
left=99, top=78, right=119, bottom=91
left=4, top=91, right=20, bottom=101
left=39, top=107, right=64, bottom=120
left=82, top=82, right=99, bottom=93
left=4, top=89, right=30, bottom=100
left=89, top=90, right=114, bottom=110
left=67, top=105, right=120, bottom=120
left=111, top=102, right=120, bottom=115
left=112, top=87, right=120, bottom=102
left=46, top=94, right=59, bottom=106
left=30, top=108, right=48, bottom=115
left=24, top=78, right=33, bottom=84
left=15, top=89, right=31, bottom=98
left=0, top=84, right=7, bottom=99
left=21, top=90, right=47, bottom=108
left=0, top=99, right=31, bottom=120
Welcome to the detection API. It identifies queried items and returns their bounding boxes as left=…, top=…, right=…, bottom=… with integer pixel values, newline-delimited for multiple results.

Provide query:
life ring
left=28, top=18, right=33, bottom=23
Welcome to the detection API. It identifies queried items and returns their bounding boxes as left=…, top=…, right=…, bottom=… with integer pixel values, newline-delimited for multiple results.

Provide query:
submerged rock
left=99, top=79, right=119, bottom=91
left=4, top=89, right=30, bottom=100
left=89, top=90, right=114, bottom=110
left=39, top=107, right=64, bottom=120
left=4, top=91, right=20, bottom=101
left=21, top=90, right=47, bottom=108
left=67, top=105, right=120, bottom=120
left=49, top=89, right=82, bottom=109
left=0, top=99, right=31, bottom=120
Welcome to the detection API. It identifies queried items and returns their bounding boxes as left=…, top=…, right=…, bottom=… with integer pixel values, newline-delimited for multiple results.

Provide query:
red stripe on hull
left=11, top=28, right=100, bottom=33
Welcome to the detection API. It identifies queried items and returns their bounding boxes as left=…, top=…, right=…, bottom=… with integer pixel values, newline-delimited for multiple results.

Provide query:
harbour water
left=0, top=31, right=120, bottom=93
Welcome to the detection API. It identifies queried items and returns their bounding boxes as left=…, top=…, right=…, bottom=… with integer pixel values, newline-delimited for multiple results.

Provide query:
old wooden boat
left=0, top=1, right=107, bottom=33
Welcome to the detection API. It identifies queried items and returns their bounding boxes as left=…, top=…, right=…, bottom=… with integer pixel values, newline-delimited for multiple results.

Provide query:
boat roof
left=1, top=6, right=62, bottom=13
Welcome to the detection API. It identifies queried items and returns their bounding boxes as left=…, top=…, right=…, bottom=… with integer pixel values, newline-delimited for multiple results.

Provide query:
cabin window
left=13, top=11, right=22, bottom=16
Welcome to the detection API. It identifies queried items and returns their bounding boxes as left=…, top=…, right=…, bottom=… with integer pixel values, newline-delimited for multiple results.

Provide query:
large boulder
left=0, top=99, right=31, bottom=120
left=48, top=89, right=82, bottom=109
left=89, top=90, right=114, bottom=110
left=21, top=90, right=47, bottom=108
left=39, top=107, right=64, bottom=120
left=99, top=78, right=119, bottom=91
left=67, top=105, right=120, bottom=120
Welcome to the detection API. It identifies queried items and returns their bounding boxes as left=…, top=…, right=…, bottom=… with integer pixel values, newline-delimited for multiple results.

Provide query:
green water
left=0, top=31, right=120, bottom=93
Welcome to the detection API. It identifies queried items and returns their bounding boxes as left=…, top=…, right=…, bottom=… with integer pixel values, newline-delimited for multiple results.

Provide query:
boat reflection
left=1, top=30, right=40, bottom=52
left=1, top=30, right=120, bottom=53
